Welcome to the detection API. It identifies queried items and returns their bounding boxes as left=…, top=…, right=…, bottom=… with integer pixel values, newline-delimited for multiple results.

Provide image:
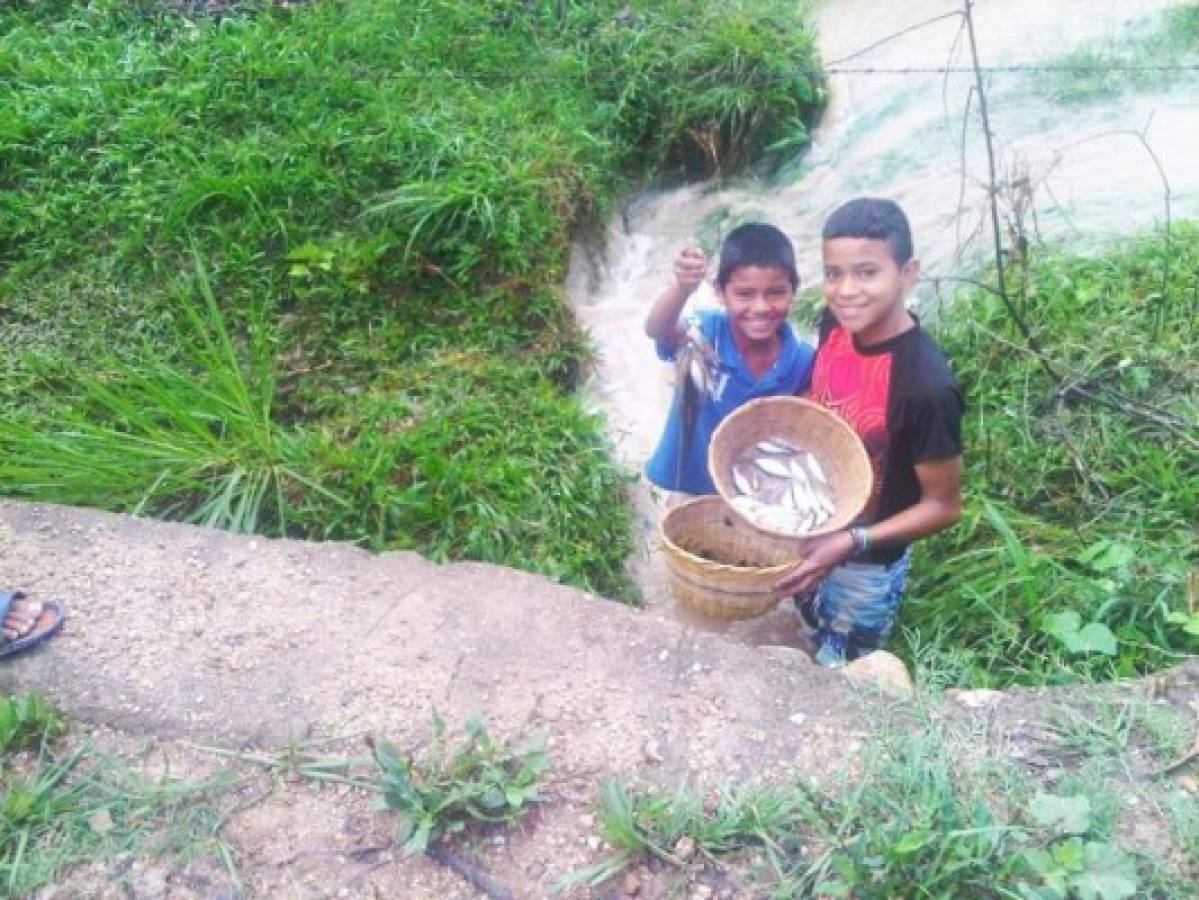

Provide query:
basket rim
left=658, top=497, right=798, bottom=579
left=707, top=395, right=873, bottom=539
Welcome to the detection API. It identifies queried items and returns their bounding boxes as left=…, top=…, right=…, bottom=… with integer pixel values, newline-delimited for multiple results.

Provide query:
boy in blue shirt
left=644, top=222, right=815, bottom=495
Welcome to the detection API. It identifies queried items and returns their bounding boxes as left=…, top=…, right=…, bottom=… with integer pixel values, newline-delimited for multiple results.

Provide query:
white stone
left=946, top=688, right=1007, bottom=709
left=842, top=651, right=914, bottom=699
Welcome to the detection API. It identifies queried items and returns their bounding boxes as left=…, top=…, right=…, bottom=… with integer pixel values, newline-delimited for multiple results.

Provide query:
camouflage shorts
left=803, top=549, right=912, bottom=668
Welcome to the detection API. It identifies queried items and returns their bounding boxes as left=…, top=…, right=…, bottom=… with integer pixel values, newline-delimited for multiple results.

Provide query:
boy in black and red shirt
left=775, top=198, right=964, bottom=667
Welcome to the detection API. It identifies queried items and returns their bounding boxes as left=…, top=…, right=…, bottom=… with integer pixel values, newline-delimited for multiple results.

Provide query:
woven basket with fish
left=659, top=496, right=801, bottom=620
left=709, top=396, right=873, bottom=539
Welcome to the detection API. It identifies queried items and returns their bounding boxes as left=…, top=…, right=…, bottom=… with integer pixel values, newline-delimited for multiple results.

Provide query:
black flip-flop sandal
left=0, top=590, right=67, bottom=660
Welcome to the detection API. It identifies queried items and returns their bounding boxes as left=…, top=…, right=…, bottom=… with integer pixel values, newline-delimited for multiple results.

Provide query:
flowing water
left=567, top=0, right=1199, bottom=643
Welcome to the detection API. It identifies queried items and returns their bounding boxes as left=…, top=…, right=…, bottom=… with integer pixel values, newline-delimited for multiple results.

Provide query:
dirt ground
left=3, top=500, right=1197, bottom=898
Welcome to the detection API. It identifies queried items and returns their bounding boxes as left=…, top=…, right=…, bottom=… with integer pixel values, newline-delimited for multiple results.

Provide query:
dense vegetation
left=902, top=226, right=1199, bottom=687
left=0, top=0, right=824, bottom=600
left=1036, top=3, right=1199, bottom=105
left=3, top=1, right=1194, bottom=688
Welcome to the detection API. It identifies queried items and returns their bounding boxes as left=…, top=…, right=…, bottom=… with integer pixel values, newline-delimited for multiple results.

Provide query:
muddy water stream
left=567, top=0, right=1199, bottom=644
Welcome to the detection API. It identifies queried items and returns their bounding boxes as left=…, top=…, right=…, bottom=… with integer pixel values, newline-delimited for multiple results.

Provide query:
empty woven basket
left=659, top=496, right=801, bottom=620
left=708, top=396, right=873, bottom=539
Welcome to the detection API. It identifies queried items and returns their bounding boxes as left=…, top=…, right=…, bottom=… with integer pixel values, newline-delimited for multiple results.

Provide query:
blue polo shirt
left=645, top=309, right=814, bottom=494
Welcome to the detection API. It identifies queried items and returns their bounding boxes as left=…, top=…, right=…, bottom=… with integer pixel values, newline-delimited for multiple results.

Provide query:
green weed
left=564, top=710, right=1199, bottom=896
left=1044, top=695, right=1195, bottom=771
left=1163, top=789, right=1199, bottom=879
left=783, top=729, right=1018, bottom=898
left=1, top=751, right=238, bottom=896
left=902, top=225, right=1199, bottom=687
left=1035, top=5, right=1199, bottom=105
left=371, top=713, right=547, bottom=856
left=0, top=693, right=65, bottom=753
left=563, top=727, right=1020, bottom=896
left=1015, top=791, right=1138, bottom=899
left=192, top=733, right=375, bottom=789
left=1, top=695, right=238, bottom=896
left=558, top=777, right=802, bottom=889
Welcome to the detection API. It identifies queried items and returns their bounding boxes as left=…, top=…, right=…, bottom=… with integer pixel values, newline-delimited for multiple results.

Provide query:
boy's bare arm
left=644, top=246, right=707, bottom=349
left=773, top=456, right=963, bottom=597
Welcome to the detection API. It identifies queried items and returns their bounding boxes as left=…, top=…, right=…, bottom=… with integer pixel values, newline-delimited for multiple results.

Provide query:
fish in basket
left=709, top=396, right=874, bottom=539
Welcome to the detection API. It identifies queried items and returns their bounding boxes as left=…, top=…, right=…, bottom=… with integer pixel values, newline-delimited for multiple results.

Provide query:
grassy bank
left=0, top=0, right=824, bottom=600
left=1037, top=3, right=1199, bottom=105
left=902, top=225, right=1199, bottom=687
left=565, top=698, right=1198, bottom=897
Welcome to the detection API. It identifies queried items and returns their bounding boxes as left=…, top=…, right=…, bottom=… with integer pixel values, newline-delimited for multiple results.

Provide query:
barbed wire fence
left=831, top=0, right=1199, bottom=449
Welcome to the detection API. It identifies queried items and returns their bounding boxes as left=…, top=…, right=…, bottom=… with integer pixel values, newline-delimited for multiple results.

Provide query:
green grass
left=557, top=776, right=805, bottom=890
left=0, top=0, right=823, bottom=601
left=901, top=224, right=1199, bottom=688
left=563, top=707, right=1199, bottom=897
left=565, top=727, right=1015, bottom=895
left=0, top=694, right=238, bottom=895
left=1035, top=4, right=1199, bottom=105
left=0, top=693, right=65, bottom=753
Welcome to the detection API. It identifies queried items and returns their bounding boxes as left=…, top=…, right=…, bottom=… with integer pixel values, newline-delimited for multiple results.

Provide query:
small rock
left=621, top=869, right=642, bottom=896
left=88, top=809, right=114, bottom=835
left=587, top=835, right=601, bottom=851
left=674, top=836, right=695, bottom=861
left=946, top=688, right=1006, bottom=709
left=842, top=650, right=913, bottom=699
left=643, top=739, right=663, bottom=763
left=788, top=712, right=807, bottom=726
left=691, top=884, right=713, bottom=900
left=129, top=866, right=168, bottom=899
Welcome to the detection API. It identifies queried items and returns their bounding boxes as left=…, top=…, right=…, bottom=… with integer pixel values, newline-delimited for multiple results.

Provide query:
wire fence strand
left=2, top=61, right=1197, bottom=88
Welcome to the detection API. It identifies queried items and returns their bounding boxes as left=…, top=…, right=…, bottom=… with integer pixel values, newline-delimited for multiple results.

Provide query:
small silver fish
left=758, top=507, right=805, bottom=534
left=782, top=483, right=800, bottom=510
left=817, top=489, right=835, bottom=518
left=804, top=452, right=828, bottom=486
left=754, top=457, right=792, bottom=478
left=789, top=482, right=810, bottom=515
left=732, top=494, right=760, bottom=514
left=732, top=465, right=755, bottom=496
left=755, top=439, right=798, bottom=455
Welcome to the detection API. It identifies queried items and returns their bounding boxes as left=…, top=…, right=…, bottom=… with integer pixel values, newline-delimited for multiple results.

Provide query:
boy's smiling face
left=822, top=237, right=919, bottom=345
left=718, top=264, right=796, bottom=348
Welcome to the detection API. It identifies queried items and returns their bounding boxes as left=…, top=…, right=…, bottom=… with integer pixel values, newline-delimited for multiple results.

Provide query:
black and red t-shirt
left=805, top=309, right=964, bottom=564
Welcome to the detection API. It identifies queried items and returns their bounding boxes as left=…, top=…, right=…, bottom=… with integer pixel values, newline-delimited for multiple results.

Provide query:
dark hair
left=822, top=197, right=913, bottom=265
left=715, top=222, right=799, bottom=289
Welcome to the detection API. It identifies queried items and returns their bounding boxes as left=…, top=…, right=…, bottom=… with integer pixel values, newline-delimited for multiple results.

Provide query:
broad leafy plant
left=371, top=713, right=547, bottom=855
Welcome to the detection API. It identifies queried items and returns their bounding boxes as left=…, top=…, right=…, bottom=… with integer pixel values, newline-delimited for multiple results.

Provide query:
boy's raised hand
left=645, top=244, right=708, bottom=345
left=673, top=245, right=707, bottom=294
